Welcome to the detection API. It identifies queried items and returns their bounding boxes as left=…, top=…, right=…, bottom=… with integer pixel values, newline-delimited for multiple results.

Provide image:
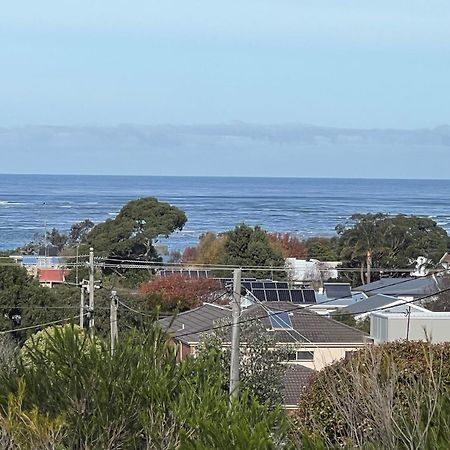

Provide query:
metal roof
left=354, top=277, right=440, bottom=298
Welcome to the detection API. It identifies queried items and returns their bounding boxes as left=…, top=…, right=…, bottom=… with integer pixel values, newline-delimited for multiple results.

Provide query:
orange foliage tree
left=267, top=232, right=307, bottom=258
left=139, top=275, right=221, bottom=311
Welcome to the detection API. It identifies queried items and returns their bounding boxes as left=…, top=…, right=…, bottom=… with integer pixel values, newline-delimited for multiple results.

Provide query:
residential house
left=159, top=302, right=368, bottom=408
left=285, top=258, right=340, bottom=284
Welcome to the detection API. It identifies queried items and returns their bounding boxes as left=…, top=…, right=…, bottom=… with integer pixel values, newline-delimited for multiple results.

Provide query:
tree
left=197, top=318, right=290, bottom=409
left=221, top=224, right=285, bottom=278
left=336, top=214, right=449, bottom=285
left=83, top=197, right=187, bottom=260
left=0, top=266, right=67, bottom=342
left=305, top=237, right=338, bottom=261
left=195, top=232, right=226, bottom=264
left=139, top=275, right=222, bottom=311
left=267, top=232, right=307, bottom=258
left=68, top=219, right=94, bottom=245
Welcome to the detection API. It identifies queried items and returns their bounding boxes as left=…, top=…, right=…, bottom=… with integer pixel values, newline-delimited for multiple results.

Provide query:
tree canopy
left=336, top=213, right=449, bottom=284
left=221, top=224, right=285, bottom=278
left=83, top=197, right=187, bottom=259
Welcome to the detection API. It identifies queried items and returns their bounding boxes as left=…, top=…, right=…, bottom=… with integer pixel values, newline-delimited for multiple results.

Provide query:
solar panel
left=252, top=282, right=264, bottom=289
left=324, top=283, right=352, bottom=299
left=265, top=290, right=279, bottom=301
left=263, top=282, right=276, bottom=289
left=252, top=289, right=266, bottom=301
left=242, top=282, right=252, bottom=290
left=268, top=310, right=292, bottom=329
left=275, top=282, right=289, bottom=289
left=291, top=290, right=304, bottom=303
left=302, top=289, right=317, bottom=303
left=277, top=289, right=291, bottom=301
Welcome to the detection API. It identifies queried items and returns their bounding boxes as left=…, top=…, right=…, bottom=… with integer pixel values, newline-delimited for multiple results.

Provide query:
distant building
left=354, top=276, right=441, bottom=301
left=439, top=252, right=450, bottom=271
left=371, top=311, right=450, bottom=344
left=340, top=294, right=429, bottom=321
left=285, top=258, right=340, bottom=283
left=38, top=268, right=68, bottom=288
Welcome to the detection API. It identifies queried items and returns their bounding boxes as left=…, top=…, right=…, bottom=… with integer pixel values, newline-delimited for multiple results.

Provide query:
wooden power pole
left=88, top=248, right=95, bottom=337
left=229, top=268, right=242, bottom=403
left=110, top=290, right=119, bottom=355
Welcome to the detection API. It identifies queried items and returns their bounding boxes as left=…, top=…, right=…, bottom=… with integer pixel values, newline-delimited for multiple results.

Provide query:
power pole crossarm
left=229, top=268, right=241, bottom=404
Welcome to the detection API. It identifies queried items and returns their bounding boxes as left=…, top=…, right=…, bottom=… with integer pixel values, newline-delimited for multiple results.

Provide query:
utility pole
left=110, top=291, right=119, bottom=355
left=88, top=248, right=95, bottom=338
left=406, top=306, right=412, bottom=341
left=229, top=268, right=241, bottom=404
left=80, top=283, right=85, bottom=328
left=366, top=250, right=372, bottom=284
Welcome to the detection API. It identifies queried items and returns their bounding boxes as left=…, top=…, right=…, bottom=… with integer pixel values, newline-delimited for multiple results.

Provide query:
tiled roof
left=282, top=365, right=315, bottom=408
left=158, top=304, right=231, bottom=343
left=38, top=269, right=67, bottom=283
left=159, top=302, right=367, bottom=344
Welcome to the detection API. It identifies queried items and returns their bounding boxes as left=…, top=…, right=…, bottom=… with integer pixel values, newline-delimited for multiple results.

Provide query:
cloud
left=1, top=123, right=450, bottom=178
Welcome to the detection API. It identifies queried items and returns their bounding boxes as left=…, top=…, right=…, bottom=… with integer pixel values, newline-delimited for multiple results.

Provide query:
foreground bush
left=295, top=341, right=450, bottom=449
left=0, top=324, right=293, bottom=449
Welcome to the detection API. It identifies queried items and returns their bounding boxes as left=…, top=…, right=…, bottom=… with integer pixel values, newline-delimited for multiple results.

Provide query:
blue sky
left=1, top=1, right=450, bottom=176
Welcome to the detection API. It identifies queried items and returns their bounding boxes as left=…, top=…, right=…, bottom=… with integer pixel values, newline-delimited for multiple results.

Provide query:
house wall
left=283, top=345, right=366, bottom=371
left=371, top=313, right=450, bottom=343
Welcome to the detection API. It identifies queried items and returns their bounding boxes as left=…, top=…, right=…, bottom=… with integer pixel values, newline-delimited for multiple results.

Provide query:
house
left=285, top=258, right=340, bottom=283
left=339, top=294, right=430, bottom=321
left=311, top=283, right=367, bottom=315
left=159, top=302, right=367, bottom=408
left=38, top=268, right=68, bottom=288
left=354, top=276, right=441, bottom=301
left=370, top=311, right=450, bottom=344
left=159, top=301, right=368, bottom=409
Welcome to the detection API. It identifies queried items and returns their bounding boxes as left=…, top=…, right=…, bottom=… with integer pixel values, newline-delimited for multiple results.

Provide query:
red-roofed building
left=38, top=269, right=68, bottom=288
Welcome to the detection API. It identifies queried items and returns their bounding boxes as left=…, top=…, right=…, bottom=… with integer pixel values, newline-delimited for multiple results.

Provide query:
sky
left=1, top=1, right=450, bottom=177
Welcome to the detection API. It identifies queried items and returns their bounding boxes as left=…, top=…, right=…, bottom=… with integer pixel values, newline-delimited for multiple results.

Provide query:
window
left=268, top=310, right=292, bottom=330
left=287, top=350, right=314, bottom=362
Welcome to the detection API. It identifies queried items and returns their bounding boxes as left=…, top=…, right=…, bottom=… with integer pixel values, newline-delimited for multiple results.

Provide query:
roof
left=440, top=253, right=450, bottom=264
left=314, top=291, right=366, bottom=308
left=158, top=303, right=231, bottom=343
left=340, top=294, right=399, bottom=315
left=354, top=277, right=439, bottom=298
left=159, top=301, right=367, bottom=345
left=282, top=365, right=315, bottom=408
left=38, top=268, right=67, bottom=283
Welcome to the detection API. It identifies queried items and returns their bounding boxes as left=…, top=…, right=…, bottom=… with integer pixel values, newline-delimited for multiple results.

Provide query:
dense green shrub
left=0, top=323, right=293, bottom=449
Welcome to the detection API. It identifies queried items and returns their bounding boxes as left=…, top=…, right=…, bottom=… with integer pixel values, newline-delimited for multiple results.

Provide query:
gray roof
left=282, top=365, right=315, bottom=407
left=158, top=304, right=231, bottom=343
left=159, top=301, right=367, bottom=345
left=315, top=291, right=366, bottom=307
left=339, top=294, right=401, bottom=315
left=354, top=277, right=439, bottom=298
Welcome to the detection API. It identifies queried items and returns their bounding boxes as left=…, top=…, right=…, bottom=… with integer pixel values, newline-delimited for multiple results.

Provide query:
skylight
left=268, top=310, right=292, bottom=330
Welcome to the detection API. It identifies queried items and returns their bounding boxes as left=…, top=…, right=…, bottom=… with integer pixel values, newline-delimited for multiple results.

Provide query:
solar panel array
left=324, top=283, right=352, bottom=299
left=226, top=279, right=316, bottom=304
left=158, top=269, right=210, bottom=278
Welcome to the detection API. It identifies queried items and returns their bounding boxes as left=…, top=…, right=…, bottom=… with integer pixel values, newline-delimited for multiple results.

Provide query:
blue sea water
left=0, top=174, right=450, bottom=252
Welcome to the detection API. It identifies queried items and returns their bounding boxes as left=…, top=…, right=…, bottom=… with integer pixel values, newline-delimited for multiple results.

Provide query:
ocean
left=1, top=174, right=450, bottom=252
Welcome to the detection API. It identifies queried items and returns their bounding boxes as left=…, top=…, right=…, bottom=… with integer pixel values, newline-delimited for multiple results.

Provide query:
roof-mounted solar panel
left=291, top=290, right=304, bottom=303
left=324, top=283, right=352, bottom=299
left=265, top=290, right=279, bottom=301
left=302, top=289, right=317, bottom=303
left=268, top=310, right=292, bottom=329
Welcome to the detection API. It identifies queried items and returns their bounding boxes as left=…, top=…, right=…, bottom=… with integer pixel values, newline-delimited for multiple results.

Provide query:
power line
left=0, top=314, right=85, bottom=335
